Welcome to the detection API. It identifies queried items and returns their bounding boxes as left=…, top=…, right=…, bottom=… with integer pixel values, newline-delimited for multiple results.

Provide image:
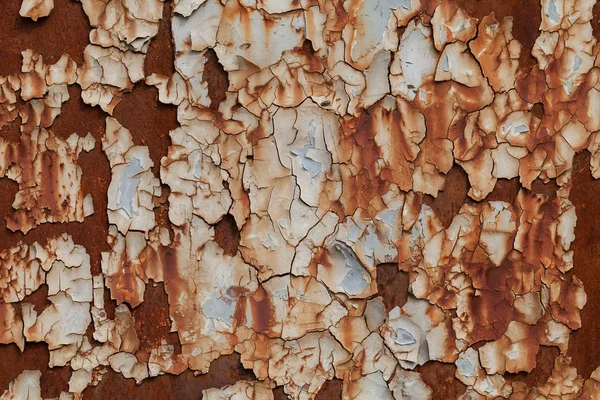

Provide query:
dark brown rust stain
left=591, top=1, right=600, bottom=41
left=331, top=107, right=393, bottom=218
left=457, top=0, right=541, bottom=69
left=376, top=263, right=409, bottom=312
left=0, top=0, right=90, bottom=75
left=516, top=65, right=547, bottom=105
left=81, top=354, right=254, bottom=400
left=145, top=0, right=175, bottom=78
left=315, top=378, right=343, bottom=399
left=155, top=184, right=172, bottom=234
left=0, top=0, right=597, bottom=398
left=133, top=283, right=181, bottom=363
left=59, top=85, right=111, bottom=277
left=112, top=83, right=178, bottom=178
left=0, top=0, right=109, bottom=387
left=229, top=285, right=249, bottom=328
left=0, top=342, right=71, bottom=398
left=0, top=104, right=23, bottom=142
left=423, top=165, right=470, bottom=228
left=248, top=286, right=273, bottom=333
left=567, top=151, right=600, bottom=378
left=504, top=345, right=559, bottom=387
left=414, top=361, right=466, bottom=398
left=17, top=283, right=51, bottom=314
left=51, top=85, right=106, bottom=140
left=272, top=379, right=342, bottom=400
left=484, top=178, right=522, bottom=203
left=0, top=87, right=110, bottom=272
left=0, top=177, right=18, bottom=232
left=272, top=385, right=288, bottom=400
left=160, top=238, right=180, bottom=286
left=214, top=214, right=241, bottom=256
left=463, top=289, right=514, bottom=344
left=203, top=48, right=229, bottom=111
left=530, top=178, right=559, bottom=200
left=38, top=151, right=61, bottom=216
left=530, top=102, right=545, bottom=120
left=102, top=287, right=118, bottom=321
left=112, top=252, right=142, bottom=308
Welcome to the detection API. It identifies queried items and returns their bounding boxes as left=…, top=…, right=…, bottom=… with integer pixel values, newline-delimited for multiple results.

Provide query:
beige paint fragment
left=0, top=129, right=95, bottom=233
left=455, top=347, right=512, bottom=399
left=68, top=369, right=92, bottom=395
left=435, top=42, right=484, bottom=88
left=148, top=340, right=186, bottom=377
left=478, top=321, right=539, bottom=374
left=173, top=0, right=223, bottom=54
left=392, top=21, right=439, bottom=101
left=20, top=50, right=49, bottom=101
left=21, top=236, right=92, bottom=364
left=470, top=16, right=521, bottom=92
left=342, top=0, right=420, bottom=70
left=202, top=381, right=274, bottom=400
left=70, top=299, right=141, bottom=383
left=0, top=242, right=45, bottom=303
left=103, top=117, right=160, bottom=235
left=581, top=366, right=600, bottom=399
left=0, top=303, right=25, bottom=350
left=10, top=51, right=77, bottom=136
left=162, top=235, right=261, bottom=371
left=0, top=370, right=42, bottom=400
left=510, top=355, right=584, bottom=399
left=7, top=0, right=600, bottom=396
left=145, top=73, right=187, bottom=106
left=215, top=0, right=305, bottom=71
left=338, top=332, right=432, bottom=399
left=161, top=122, right=231, bottom=226
left=0, top=75, right=20, bottom=129
left=108, top=352, right=149, bottom=384
left=101, top=228, right=149, bottom=308
left=23, top=292, right=90, bottom=363
left=77, top=45, right=146, bottom=113
left=19, top=0, right=53, bottom=21
left=172, top=0, right=207, bottom=17
left=236, top=331, right=350, bottom=399
left=81, top=0, right=163, bottom=52
left=381, top=297, right=456, bottom=369
left=431, top=2, right=477, bottom=51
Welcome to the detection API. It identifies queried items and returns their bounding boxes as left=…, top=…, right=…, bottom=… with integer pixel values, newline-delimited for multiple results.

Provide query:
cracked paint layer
left=3, top=0, right=600, bottom=398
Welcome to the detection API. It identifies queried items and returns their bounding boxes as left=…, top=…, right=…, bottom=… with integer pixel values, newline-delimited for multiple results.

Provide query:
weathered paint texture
left=2, top=0, right=600, bottom=399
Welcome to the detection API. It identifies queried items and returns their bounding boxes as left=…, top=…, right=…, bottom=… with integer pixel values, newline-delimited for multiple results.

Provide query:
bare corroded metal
left=1, top=0, right=600, bottom=398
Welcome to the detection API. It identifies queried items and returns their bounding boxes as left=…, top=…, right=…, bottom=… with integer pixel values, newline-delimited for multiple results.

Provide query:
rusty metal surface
left=1, top=0, right=600, bottom=399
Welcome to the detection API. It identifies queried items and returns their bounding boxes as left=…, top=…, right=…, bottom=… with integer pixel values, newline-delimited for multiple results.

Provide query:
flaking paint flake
left=3, top=0, right=600, bottom=398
